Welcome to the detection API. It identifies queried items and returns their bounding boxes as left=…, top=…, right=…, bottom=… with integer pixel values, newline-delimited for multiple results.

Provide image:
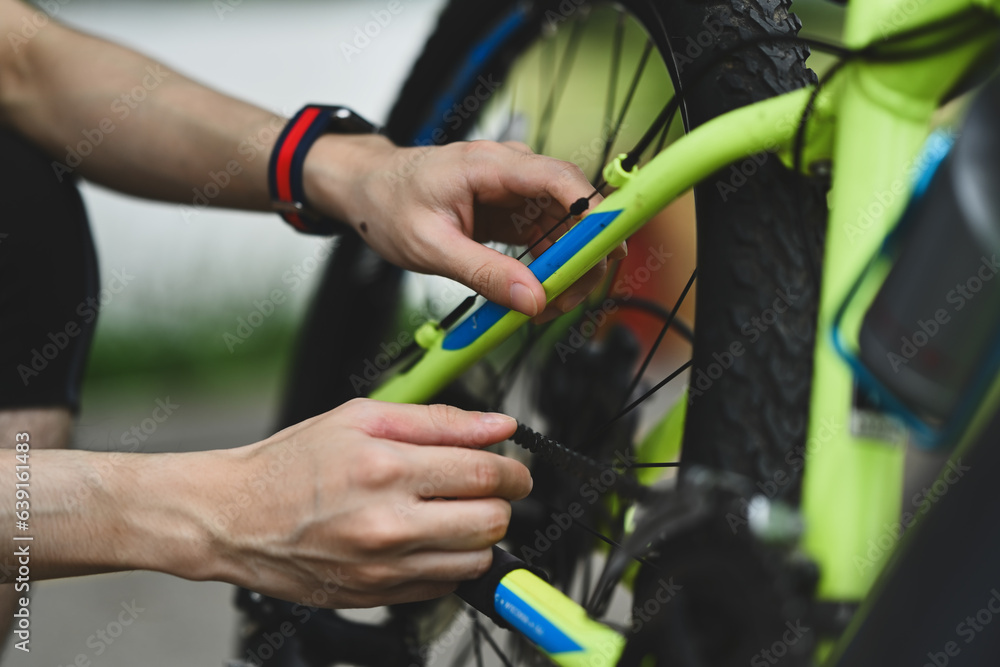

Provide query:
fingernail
left=620, top=241, right=628, bottom=257
left=481, top=413, right=516, bottom=426
left=510, top=282, right=539, bottom=316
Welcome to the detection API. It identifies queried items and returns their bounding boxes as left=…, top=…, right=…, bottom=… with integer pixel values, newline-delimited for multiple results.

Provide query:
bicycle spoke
left=612, top=297, right=695, bottom=343
left=586, top=360, right=694, bottom=444
left=594, top=10, right=625, bottom=182
left=472, top=610, right=486, bottom=667
left=596, top=39, right=654, bottom=181
left=498, top=79, right=521, bottom=143
left=534, top=18, right=585, bottom=154
left=492, top=324, right=544, bottom=411
left=539, top=30, right=556, bottom=135
left=580, top=553, right=593, bottom=605
left=478, top=617, right=515, bottom=667
left=650, top=111, right=672, bottom=157
left=514, top=185, right=602, bottom=261
left=568, top=514, right=659, bottom=572
left=623, top=268, right=697, bottom=404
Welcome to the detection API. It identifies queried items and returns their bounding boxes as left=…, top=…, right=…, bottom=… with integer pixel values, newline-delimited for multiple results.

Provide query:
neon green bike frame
left=370, top=1, right=1000, bottom=663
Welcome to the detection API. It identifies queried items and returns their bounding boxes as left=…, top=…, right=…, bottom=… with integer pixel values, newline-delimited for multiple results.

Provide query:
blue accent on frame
left=494, top=583, right=583, bottom=654
left=412, top=6, right=529, bottom=146
left=442, top=209, right=623, bottom=350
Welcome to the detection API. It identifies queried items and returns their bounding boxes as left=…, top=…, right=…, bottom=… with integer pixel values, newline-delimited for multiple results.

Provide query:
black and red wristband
left=267, top=104, right=377, bottom=235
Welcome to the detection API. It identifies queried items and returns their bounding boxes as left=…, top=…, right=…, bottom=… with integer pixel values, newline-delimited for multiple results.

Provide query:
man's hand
left=212, top=399, right=530, bottom=607
left=303, top=135, right=623, bottom=320
left=0, top=1, right=619, bottom=318
left=2, top=400, right=530, bottom=609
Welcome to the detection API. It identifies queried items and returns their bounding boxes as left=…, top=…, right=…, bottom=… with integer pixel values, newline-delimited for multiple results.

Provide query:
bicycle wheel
left=242, top=1, right=828, bottom=665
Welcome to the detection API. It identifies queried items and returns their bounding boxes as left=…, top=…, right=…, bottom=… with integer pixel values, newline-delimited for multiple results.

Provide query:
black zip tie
left=511, top=423, right=650, bottom=502
left=569, top=197, right=590, bottom=216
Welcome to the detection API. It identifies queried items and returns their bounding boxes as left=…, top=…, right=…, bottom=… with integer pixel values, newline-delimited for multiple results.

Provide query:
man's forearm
left=0, top=0, right=283, bottom=209
left=0, top=447, right=238, bottom=583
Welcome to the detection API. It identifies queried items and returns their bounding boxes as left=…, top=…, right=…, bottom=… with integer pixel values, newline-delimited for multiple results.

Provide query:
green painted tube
left=372, top=88, right=813, bottom=404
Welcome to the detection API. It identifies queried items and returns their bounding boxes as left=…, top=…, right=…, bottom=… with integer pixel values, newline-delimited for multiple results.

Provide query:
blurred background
left=3, top=0, right=844, bottom=665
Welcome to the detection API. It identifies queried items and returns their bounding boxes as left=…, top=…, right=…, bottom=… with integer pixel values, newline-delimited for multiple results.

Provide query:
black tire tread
left=663, top=0, right=826, bottom=502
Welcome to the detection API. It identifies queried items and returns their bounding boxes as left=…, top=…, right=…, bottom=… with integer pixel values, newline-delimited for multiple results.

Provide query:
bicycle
left=236, top=0, right=1000, bottom=664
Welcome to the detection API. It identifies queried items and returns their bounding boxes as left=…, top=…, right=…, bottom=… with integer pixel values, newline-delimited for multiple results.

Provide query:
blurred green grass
left=82, top=312, right=299, bottom=401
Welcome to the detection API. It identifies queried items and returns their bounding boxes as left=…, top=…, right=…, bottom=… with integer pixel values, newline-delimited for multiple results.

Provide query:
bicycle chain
left=511, top=423, right=651, bottom=503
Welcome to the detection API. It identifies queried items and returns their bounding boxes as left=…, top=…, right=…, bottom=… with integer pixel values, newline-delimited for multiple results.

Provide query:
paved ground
left=3, top=390, right=277, bottom=667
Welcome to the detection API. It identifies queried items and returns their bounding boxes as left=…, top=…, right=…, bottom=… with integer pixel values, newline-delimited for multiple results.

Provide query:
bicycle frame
left=369, top=1, right=1000, bottom=664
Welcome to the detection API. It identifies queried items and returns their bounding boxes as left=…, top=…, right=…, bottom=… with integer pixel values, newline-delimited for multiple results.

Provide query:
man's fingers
left=337, top=581, right=459, bottom=607
left=551, top=259, right=607, bottom=312
left=365, top=581, right=459, bottom=606
left=406, top=498, right=516, bottom=550
left=411, top=448, right=532, bottom=500
left=347, top=400, right=517, bottom=447
left=342, top=549, right=494, bottom=596
left=436, top=230, right=547, bottom=316
left=394, top=549, right=495, bottom=581
left=503, top=152, right=596, bottom=212
left=468, top=142, right=597, bottom=217
left=502, top=140, right=534, bottom=155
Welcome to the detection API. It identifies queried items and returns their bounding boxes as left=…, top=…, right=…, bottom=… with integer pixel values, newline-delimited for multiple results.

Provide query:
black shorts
left=0, top=127, right=98, bottom=413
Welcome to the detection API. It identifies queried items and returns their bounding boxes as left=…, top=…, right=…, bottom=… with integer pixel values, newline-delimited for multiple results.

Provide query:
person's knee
left=0, top=407, right=73, bottom=449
